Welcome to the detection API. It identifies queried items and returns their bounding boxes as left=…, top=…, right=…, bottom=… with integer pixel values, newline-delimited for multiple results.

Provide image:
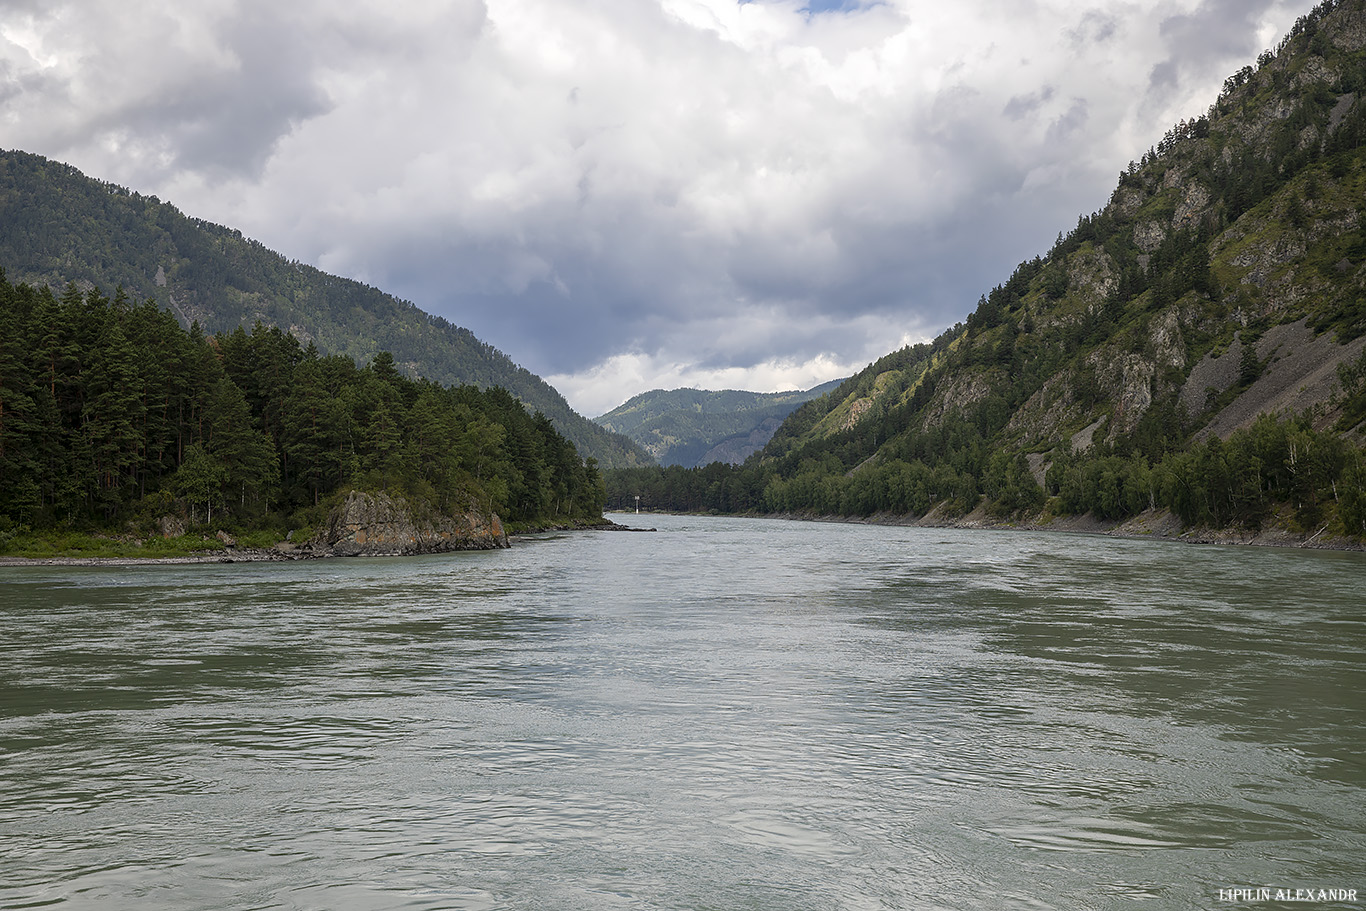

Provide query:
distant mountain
left=0, top=150, right=650, bottom=468
left=608, top=0, right=1366, bottom=539
left=594, top=380, right=844, bottom=467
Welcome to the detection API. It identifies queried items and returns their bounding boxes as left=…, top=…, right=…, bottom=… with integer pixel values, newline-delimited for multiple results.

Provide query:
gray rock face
left=312, top=490, right=508, bottom=557
left=1133, top=221, right=1166, bottom=254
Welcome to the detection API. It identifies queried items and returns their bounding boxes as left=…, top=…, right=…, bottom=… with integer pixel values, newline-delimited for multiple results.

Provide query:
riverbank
left=509, top=517, right=655, bottom=541
left=0, top=544, right=321, bottom=567
left=4, top=506, right=1358, bottom=566
left=0, top=516, right=642, bottom=567
left=772, top=501, right=1366, bottom=552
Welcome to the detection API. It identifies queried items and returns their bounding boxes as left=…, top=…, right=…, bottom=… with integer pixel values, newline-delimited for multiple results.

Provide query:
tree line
left=0, top=270, right=605, bottom=536
left=604, top=408, right=1366, bottom=538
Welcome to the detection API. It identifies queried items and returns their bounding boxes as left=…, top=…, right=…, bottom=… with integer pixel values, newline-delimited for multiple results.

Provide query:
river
left=1, top=515, right=1363, bottom=910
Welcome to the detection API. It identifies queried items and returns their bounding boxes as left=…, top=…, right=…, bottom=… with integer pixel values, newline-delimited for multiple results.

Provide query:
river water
left=1, top=515, right=1363, bottom=910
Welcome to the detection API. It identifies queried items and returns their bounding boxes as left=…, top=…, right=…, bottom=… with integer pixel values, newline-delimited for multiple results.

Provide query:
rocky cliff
left=310, top=490, right=508, bottom=557
left=771, top=0, right=1366, bottom=461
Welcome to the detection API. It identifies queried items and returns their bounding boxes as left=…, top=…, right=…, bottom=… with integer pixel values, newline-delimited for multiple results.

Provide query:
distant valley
left=594, top=381, right=844, bottom=468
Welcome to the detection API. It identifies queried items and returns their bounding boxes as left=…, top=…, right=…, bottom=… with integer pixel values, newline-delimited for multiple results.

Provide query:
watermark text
left=1218, top=887, right=1358, bottom=903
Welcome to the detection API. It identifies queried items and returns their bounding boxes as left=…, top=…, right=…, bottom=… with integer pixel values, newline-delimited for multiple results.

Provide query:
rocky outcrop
left=1089, top=351, right=1156, bottom=434
left=920, top=371, right=996, bottom=428
left=1173, top=182, right=1212, bottom=230
left=1193, top=320, right=1366, bottom=440
left=842, top=398, right=873, bottom=430
left=1134, top=220, right=1167, bottom=254
left=158, top=515, right=186, bottom=538
left=1066, top=247, right=1119, bottom=302
left=311, top=490, right=508, bottom=557
left=1004, top=372, right=1080, bottom=444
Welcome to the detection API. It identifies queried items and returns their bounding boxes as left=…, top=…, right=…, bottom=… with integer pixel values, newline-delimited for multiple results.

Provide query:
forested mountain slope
left=607, top=0, right=1366, bottom=540
left=0, top=150, right=649, bottom=468
left=594, top=380, right=844, bottom=467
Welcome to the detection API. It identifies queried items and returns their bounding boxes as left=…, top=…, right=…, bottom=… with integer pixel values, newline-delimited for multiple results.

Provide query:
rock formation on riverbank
left=309, top=490, right=508, bottom=556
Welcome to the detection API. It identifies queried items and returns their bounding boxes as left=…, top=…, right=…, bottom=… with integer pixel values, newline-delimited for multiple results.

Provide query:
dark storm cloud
left=1, top=2, right=334, bottom=182
left=1046, top=98, right=1089, bottom=143
left=0, top=56, right=44, bottom=108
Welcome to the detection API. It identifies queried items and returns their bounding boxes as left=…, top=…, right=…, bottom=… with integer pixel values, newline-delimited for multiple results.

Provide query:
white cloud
left=1, top=0, right=1307, bottom=414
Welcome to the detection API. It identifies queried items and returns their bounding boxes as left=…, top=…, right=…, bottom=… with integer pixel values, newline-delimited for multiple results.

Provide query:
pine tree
left=81, top=317, right=144, bottom=518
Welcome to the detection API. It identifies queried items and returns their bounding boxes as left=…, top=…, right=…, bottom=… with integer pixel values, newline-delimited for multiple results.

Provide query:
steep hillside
left=595, top=380, right=843, bottom=467
left=607, top=0, right=1366, bottom=540
left=0, top=150, right=649, bottom=468
left=761, top=345, right=947, bottom=460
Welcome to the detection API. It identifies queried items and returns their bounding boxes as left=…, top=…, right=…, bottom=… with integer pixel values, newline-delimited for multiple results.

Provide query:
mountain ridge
left=594, top=379, right=845, bottom=467
left=0, top=149, right=650, bottom=468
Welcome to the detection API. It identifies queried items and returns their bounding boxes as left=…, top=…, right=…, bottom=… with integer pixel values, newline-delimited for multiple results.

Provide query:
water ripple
left=1, top=517, right=1363, bottom=910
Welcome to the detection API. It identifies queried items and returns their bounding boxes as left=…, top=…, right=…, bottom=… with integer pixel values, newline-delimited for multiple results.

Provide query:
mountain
left=0, top=150, right=650, bottom=469
left=594, top=380, right=845, bottom=467
left=606, top=0, right=1366, bottom=539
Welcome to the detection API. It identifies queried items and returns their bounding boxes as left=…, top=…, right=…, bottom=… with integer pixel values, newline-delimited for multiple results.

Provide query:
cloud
left=0, top=0, right=1309, bottom=414
left=1, top=2, right=335, bottom=180
left=1067, top=9, right=1121, bottom=46
left=1004, top=87, right=1058, bottom=121
left=1147, top=0, right=1300, bottom=105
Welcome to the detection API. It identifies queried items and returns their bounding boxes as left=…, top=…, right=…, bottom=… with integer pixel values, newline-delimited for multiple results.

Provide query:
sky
left=0, top=0, right=1309, bottom=416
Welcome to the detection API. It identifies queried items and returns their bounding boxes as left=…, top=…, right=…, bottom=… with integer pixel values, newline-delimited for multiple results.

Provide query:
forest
left=604, top=400, right=1366, bottom=538
left=0, top=270, right=606, bottom=545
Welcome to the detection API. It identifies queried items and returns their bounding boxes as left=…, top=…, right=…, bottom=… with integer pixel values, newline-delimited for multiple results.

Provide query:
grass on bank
left=0, top=528, right=286, bottom=559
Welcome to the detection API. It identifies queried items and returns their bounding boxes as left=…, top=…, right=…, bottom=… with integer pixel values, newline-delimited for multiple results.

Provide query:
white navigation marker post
left=635, top=495, right=640, bottom=514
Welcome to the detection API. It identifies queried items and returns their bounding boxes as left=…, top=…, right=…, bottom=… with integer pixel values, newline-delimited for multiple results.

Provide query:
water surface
left=2, top=516, right=1363, bottom=909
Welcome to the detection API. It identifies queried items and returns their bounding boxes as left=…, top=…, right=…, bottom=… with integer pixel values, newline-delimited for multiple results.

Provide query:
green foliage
left=1334, top=348, right=1366, bottom=430
left=0, top=270, right=605, bottom=535
left=1238, top=338, right=1264, bottom=387
left=1339, top=453, right=1366, bottom=536
left=173, top=444, right=227, bottom=524
left=607, top=409, right=1364, bottom=538
left=0, top=530, right=226, bottom=559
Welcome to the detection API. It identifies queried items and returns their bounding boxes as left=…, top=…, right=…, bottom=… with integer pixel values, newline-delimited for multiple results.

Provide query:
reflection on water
left=1, top=517, right=1363, bottom=910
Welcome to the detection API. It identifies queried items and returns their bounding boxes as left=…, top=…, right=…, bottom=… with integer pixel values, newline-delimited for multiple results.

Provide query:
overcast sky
left=1, top=0, right=1307, bottom=415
